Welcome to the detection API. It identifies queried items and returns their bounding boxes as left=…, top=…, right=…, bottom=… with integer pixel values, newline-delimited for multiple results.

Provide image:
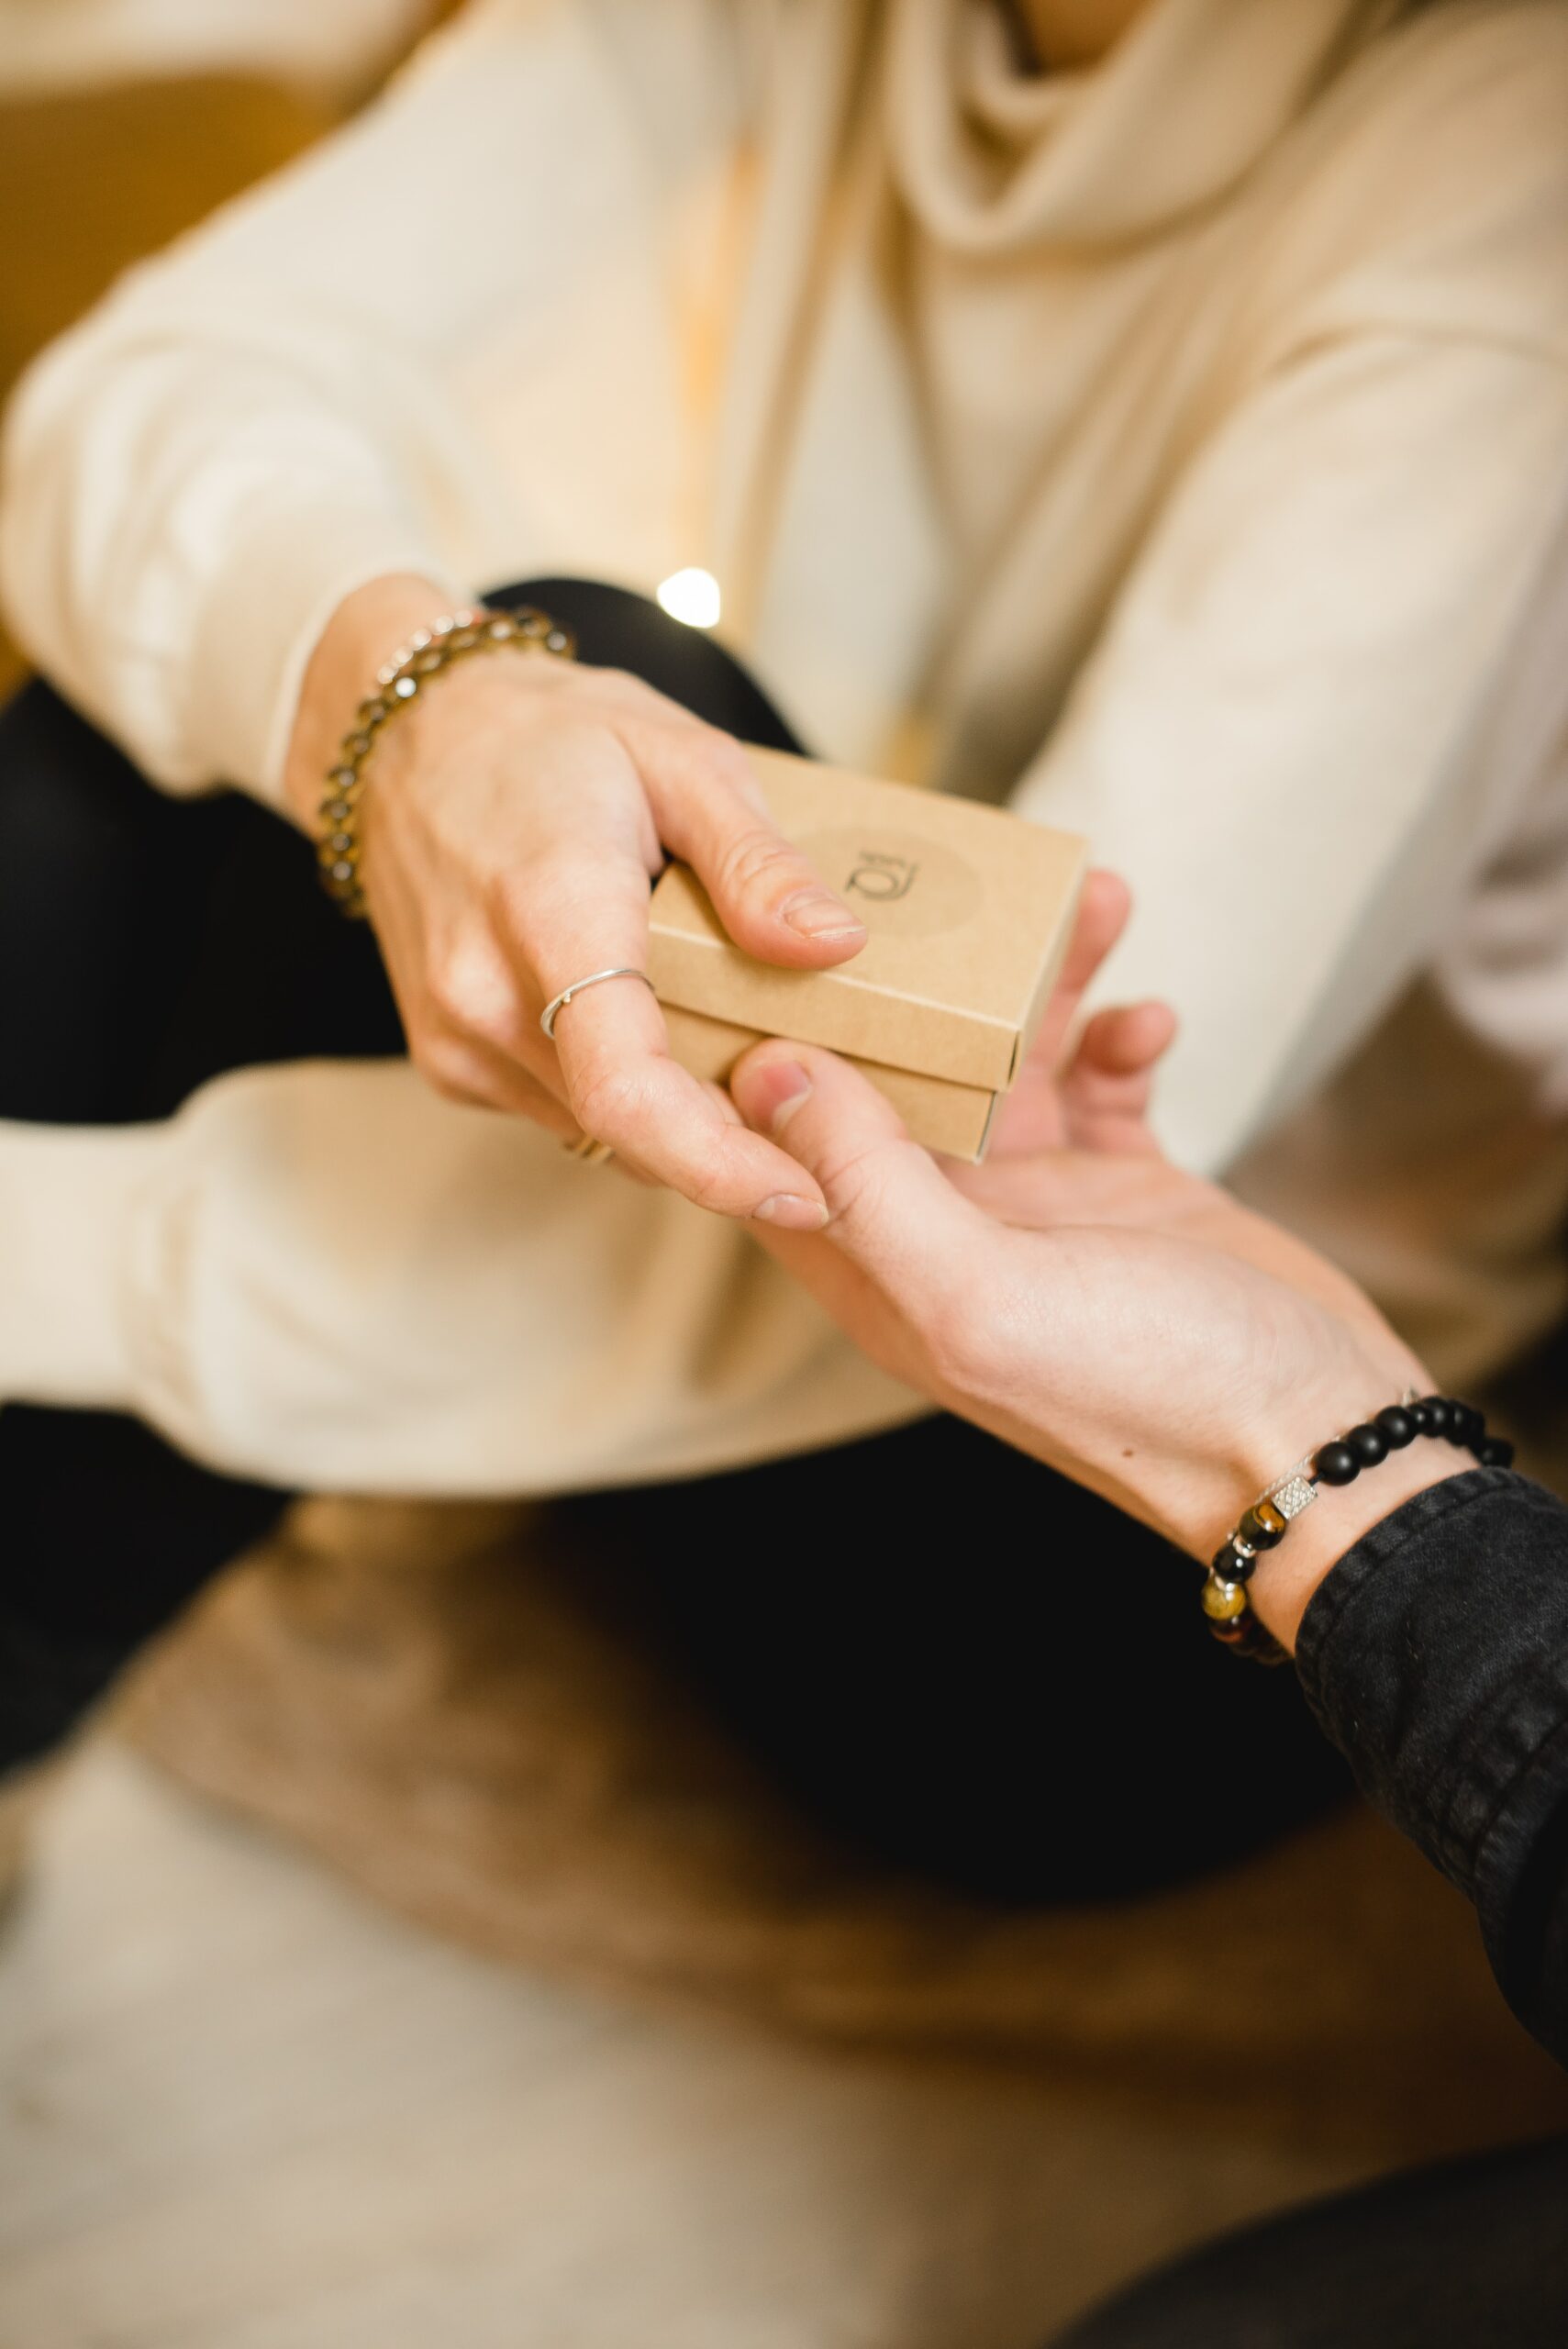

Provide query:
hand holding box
left=648, top=750, right=1088, bottom=1160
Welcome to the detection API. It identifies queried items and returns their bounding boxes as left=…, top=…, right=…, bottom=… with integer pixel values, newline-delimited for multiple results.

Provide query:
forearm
left=0, top=1062, right=915, bottom=1490
left=0, top=329, right=446, bottom=803
left=730, top=1011, right=1568, bottom=2065
left=0, top=0, right=737, bottom=801
left=1295, top=1470, right=1568, bottom=2067
left=1162, top=1376, right=1568, bottom=2065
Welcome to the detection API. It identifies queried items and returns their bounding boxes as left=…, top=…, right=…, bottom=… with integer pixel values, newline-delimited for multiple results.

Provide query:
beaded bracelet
left=1203, top=1394, right=1515, bottom=1665
left=317, top=603, right=575, bottom=918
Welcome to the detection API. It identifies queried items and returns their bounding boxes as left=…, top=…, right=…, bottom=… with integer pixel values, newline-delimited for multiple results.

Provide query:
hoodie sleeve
left=0, top=0, right=744, bottom=805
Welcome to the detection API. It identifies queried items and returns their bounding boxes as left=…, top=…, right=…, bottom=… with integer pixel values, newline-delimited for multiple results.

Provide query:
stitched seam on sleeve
left=1299, top=1472, right=1568, bottom=1887
left=1429, top=1639, right=1568, bottom=1882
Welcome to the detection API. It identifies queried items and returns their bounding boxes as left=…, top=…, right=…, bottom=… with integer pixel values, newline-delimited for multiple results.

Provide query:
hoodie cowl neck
left=887, top=0, right=1398, bottom=250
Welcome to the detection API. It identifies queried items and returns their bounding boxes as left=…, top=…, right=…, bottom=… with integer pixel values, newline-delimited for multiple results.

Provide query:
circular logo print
left=797, top=825, right=981, bottom=939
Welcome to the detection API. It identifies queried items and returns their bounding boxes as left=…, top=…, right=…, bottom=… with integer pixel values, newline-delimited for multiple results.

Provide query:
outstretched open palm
left=729, top=871, right=1423, bottom=1564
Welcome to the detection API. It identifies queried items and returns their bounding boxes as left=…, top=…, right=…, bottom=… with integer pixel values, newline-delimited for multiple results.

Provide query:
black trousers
left=0, top=578, right=1347, bottom=1899
left=1049, top=2130, right=1568, bottom=2349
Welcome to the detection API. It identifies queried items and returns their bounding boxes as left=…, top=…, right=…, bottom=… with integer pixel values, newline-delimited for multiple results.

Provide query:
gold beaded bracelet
left=317, top=603, right=575, bottom=918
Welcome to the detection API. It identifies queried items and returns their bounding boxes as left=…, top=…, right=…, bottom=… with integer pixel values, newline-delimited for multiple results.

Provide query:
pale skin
left=281, top=0, right=1451, bottom=1639
left=280, top=7, right=1151, bottom=1218
left=727, top=874, right=1471, bottom=1653
left=283, top=576, right=1459, bottom=1642
left=284, top=573, right=863, bottom=1226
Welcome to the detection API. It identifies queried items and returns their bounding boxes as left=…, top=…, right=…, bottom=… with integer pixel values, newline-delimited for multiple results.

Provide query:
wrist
left=1211, top=1351, right=1489, bottom=1653
left=282, top=573, right=464, bottom=833
left=1243, top=1442, right=1473, bottom=1651
left=1169, top=1308, right=1416, bottom=1641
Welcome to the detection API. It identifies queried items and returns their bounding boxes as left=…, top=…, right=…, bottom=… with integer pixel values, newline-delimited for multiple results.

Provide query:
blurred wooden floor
left=0, top=1740, right=1418, bottom=2349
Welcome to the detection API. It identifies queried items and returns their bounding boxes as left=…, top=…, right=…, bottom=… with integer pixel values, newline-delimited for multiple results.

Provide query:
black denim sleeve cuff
left=1296, top=1468, right=1568, bottom=2062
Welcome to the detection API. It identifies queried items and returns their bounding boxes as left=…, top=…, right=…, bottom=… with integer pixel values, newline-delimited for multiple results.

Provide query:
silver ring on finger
left=539, top=966, right=656, bottom=1042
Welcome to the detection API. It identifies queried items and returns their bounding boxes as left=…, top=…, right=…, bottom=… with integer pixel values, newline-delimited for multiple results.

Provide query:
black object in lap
left=1049, top=2131, right=1568, bottom=2348
left=564, top=1420, right=1348, bottom=1904
left=0, top=690, right=399, bottom=1763
left=0, top=683, right=405, bottom=1127
left=0, top=580, right=1346, bottom=1889
left=0, top=580, right=811, bottom=1779
left=0, top=578, right=792, bottom=1134
left=518, top=576, right=806, bottom=754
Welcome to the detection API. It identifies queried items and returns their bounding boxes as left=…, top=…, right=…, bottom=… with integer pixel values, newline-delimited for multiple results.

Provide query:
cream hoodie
left=2, top=0, right=1567, bottom=1488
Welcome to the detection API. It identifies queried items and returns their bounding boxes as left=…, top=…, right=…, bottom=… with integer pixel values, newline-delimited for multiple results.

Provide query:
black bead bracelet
left=1203, top=1393, right=1514, bottom=1666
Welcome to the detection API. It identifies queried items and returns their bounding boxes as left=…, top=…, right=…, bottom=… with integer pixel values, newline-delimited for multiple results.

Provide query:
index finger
left=533, top=874, right=832, bottom=1226
left=627, top=722, right=870, bottom=970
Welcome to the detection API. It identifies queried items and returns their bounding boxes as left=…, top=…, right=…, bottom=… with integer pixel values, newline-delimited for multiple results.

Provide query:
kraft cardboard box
left=648, top=749, right=1088, bottom=1160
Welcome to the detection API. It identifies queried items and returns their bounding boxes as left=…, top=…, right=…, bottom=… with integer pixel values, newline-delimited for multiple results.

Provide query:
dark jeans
left=0, top=578, right=1347, bottom=1899
left=1050, top=2131, right=1568, bottom=2348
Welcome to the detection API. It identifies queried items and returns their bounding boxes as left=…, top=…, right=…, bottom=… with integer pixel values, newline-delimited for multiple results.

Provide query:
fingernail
left=751, top=1193, right=829, bottom=1231
left=732, top=1066, right=817, bottom=1137
left=734, top=1059, right=812, bottom=1133
left=780, top=889, right=865, bottom=942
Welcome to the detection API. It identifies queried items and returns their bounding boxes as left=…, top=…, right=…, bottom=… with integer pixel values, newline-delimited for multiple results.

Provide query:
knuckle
left=466, top=1001, right=525, bottom=1055
left=714, top=824, right=808, bottom=906
left=569, top=1056, right=652, bottom=1141
left=681, top=1150, right=746, bottom=1216
left=414, top=1034, right=489, bottom=1107
left=595, top=666, right=664, bottom=714
left=427, top=941, right=510, bottom=1034
left=816, top=1135, right=901, bottom=1230
left=696, top=730, right=757, bottom=792
left=458, top=985, right=525, bottom=1055
left=424, top=960, right=464, bottom=1026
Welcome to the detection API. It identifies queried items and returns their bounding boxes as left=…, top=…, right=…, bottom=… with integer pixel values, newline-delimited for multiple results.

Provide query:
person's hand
left=284, top=575, right=867, bottom=1225
left=728, top=874, right=1462, bottom=1646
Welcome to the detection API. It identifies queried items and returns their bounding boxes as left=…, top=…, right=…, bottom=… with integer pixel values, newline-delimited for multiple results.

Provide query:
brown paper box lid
left=647, top=749, right=1088, bottom=1090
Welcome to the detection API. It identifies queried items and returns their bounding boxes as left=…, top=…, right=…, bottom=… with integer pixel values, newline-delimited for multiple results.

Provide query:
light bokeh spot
left=656, top=567, right=722, bottom=629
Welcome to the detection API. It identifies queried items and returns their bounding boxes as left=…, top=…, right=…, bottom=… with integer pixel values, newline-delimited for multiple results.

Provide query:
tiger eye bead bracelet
left=1204, top=1394, right=1515, bottom=1665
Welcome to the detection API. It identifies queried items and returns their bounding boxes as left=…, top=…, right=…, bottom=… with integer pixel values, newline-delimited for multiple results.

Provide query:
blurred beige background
left=0, top=2, right=449, bottom=693
left=0, top=0, right=433, bottom=99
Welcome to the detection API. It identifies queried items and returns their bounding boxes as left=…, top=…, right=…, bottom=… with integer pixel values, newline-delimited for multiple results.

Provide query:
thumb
left=729, top=1041, right=987, bottom=1297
